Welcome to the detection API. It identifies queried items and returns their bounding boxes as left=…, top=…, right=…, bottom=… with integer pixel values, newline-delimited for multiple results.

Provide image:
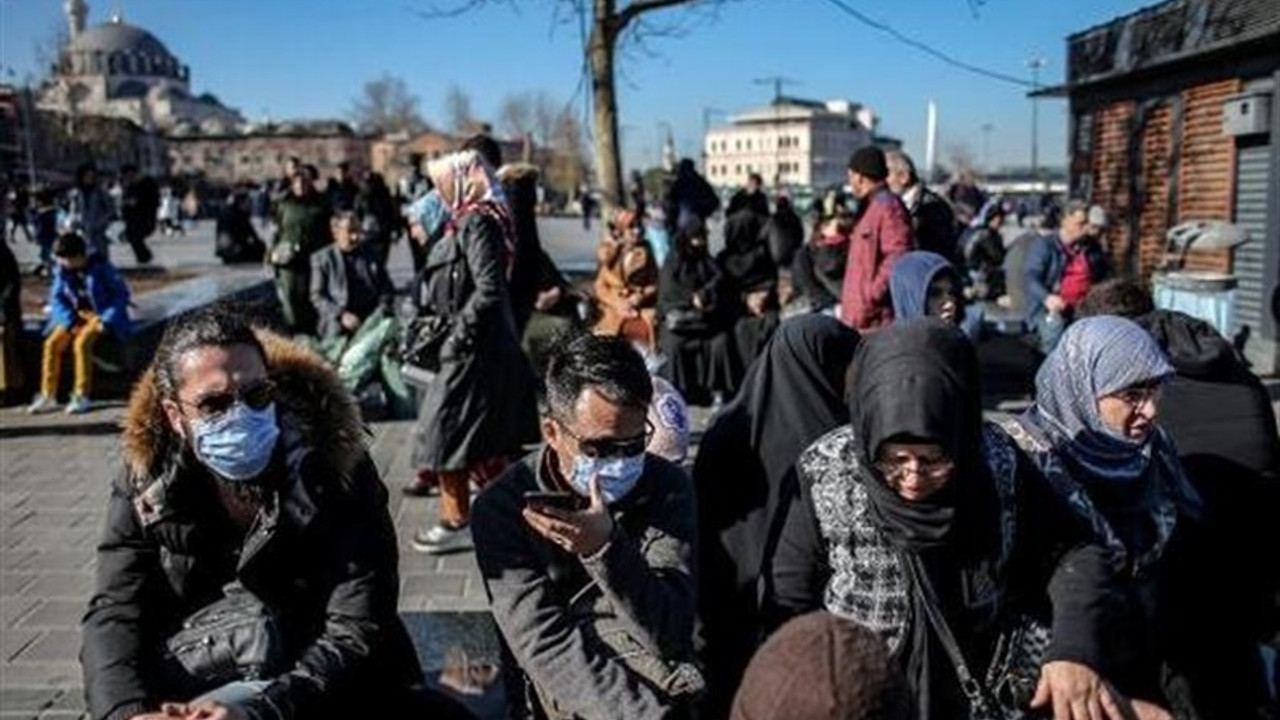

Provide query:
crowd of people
left=10, top=141, right=1275, bottom=720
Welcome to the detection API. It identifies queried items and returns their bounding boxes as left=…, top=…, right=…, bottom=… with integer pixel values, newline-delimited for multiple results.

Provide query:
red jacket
left=821, top=189, right=914, bottom=330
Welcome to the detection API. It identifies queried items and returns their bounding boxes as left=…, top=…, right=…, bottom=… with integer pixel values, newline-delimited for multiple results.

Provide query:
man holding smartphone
left=472, top=333, right=700, bottom=720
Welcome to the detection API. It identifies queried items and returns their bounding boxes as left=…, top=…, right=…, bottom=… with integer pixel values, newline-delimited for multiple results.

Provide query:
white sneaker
left=65, top=395, right=91, bottom=415
left=27, top=394, right=55, bottom=414
left=411, top=524, right=473, bottom=555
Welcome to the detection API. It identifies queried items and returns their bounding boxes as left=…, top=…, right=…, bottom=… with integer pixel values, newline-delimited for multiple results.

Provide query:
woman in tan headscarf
left=593, top=208, right=659, bottom=348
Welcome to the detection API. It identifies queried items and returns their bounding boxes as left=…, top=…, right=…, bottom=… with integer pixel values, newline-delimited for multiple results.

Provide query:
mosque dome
left=68, top=20, right=174, bottom=60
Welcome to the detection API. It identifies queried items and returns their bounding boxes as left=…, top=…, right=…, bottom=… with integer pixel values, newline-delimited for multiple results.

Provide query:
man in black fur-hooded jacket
left=80, top=307, right=472, bottom=720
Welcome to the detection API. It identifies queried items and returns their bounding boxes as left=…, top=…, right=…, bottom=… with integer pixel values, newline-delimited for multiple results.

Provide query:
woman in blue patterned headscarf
left=1010, top=315, right=1201, bottom=709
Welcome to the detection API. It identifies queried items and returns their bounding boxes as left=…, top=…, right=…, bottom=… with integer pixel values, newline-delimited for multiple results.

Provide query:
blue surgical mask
left=569, top=453, right=646, bottom=504
left=191, top=402, right=281, bottom=482
left=407, top=189, right=450, bottom=242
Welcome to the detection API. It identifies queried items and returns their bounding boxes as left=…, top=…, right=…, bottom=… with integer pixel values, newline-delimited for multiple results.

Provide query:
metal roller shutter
left=1232, top=142, right=1272, bottom=368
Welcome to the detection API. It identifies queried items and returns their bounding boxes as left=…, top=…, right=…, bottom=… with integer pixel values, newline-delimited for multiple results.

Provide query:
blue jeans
left=195, top=679, right=272, bottom=706
left=1029, top=309, right=1066, bottom=355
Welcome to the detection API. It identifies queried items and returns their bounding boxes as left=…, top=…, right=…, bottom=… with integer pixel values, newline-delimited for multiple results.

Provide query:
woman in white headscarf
left=405, top=150, right=537, bottom=555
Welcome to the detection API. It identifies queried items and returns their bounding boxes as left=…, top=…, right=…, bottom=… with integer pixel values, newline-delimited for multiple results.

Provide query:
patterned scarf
left=426, top=150, right=516, bottom=274
left=1029, top=316, right=1174, bottom=481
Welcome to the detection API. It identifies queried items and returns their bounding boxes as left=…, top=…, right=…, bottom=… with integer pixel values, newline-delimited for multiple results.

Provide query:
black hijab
left=697, top=316, right=861, bottom=566
left=848, top=319, right=989, bottom=553
left=694, top=315, right=860, bottom=719
left=848, top=320, right=996, bottom=717
left=659, top=224, right=718, bottom=313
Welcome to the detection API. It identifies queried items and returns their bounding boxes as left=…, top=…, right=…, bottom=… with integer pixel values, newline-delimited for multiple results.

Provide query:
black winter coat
left=1138, top=310, right=1280, bottom=719
left=410, top=212, right=537, bottom=471
left=82, top=333, right=434, bottom=720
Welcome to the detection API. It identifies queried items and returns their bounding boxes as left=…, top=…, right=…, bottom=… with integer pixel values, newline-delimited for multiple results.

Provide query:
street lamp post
left=1028, top=57, right=1045, bottom=184
left=981, top=123, right=994, bottom=174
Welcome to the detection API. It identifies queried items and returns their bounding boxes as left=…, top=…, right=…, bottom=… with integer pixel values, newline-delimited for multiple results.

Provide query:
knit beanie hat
left=848, top=147, right=888, bottom=181
left=730, top=612, right=909, bottom=720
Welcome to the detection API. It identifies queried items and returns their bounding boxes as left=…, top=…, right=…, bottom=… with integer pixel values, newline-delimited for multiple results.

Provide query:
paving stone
left=0, top=632, right=38, bottom=663
left=12, top=632, right=80, bottom=663
left=0, top=599, right=38, bottom=629
left=0, top=662, right=82, bottom=689
left=401, top=573, right=466, bottom=600
left=17, top=576, right=93, bottom=601
left=8, top=553, right=90, bottom=574
left=46, top=689, right=84, bottom=710
left=0, top=576, right=34, bottom=598
left=14, top=603, right=83, bottom=631
left=422, top=596, right=489, bottom=613
left=437, top=554, right=481, bottom=573
left=0, top=687, right=55, bottom=712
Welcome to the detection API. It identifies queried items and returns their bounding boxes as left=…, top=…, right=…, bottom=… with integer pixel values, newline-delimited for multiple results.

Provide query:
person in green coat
left=271, top=165, right=331, bottom=335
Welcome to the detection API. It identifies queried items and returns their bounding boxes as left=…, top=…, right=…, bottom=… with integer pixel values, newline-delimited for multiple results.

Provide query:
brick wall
left=1136, top=103, right=1174, bottom=279
left=1088, top=102, right=1135, bottom=273
left=1176, top=79, right=1240, bottom=274
left=1076, top=77, right=1243, bottom=281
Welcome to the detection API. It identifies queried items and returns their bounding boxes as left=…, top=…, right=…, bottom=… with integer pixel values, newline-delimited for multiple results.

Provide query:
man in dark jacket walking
left=473, top=334, right=701, bottom=720
left=886, top=151, right=956, bottom=262
left=80, top=307, right=473, bottom=720
left=119, top=164, right=159, bottom=265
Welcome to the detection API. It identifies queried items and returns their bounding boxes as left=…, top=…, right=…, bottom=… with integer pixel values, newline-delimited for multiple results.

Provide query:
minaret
left=65, top=0, right=88, bottom=39
left=661, top=129, right=676, bottom=172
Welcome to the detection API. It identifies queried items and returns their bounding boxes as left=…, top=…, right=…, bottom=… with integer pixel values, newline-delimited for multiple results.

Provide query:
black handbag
left=908, top=556, right=1049, bottom=720
left=399, top=314, right=452, bottom=375
left=165, top=584, right=284, bottom=685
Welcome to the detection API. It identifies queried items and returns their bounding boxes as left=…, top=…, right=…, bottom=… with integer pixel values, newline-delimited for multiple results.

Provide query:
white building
left=38, top=0, right=242, bottom=134
left=703, top=97, right=876, bottom=190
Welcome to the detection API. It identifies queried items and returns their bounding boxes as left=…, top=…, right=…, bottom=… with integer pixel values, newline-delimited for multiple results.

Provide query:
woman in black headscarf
left=770, top=320, right=1126, bottom=720
left=658, top=219, right=735, bottom=406
left=694, top=315, right=860, bottom=720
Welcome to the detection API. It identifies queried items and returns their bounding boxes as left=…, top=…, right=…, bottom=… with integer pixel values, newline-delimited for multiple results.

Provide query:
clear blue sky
left=1, top=0, right=1146, bottom=174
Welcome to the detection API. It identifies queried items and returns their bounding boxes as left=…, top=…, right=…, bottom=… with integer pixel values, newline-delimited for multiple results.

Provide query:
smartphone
left=523, top=491, right=586, bottom=514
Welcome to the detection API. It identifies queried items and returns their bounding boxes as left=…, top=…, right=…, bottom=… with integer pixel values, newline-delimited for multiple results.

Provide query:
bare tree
left=532, top=91, right=561, bottom=149
left=544, top=107, right=589, bottom=195
left=444, top=85, right=476, bottom=134
left=349, top=74, right=427, bottom=135
left=413, top=0, right=735, bottom=214
left=31, top=21, right=70, bottom=84
left=497, top=92, right=535, bottom=139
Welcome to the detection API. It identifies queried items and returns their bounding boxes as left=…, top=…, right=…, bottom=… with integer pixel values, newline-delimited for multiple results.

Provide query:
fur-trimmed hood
left=120, top=330, right=370, bottom=492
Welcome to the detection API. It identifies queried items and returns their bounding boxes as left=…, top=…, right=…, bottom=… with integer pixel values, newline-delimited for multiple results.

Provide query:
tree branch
left=406, top=0, right=515, bottom=20
left=614, top=0, right=700, bottom=34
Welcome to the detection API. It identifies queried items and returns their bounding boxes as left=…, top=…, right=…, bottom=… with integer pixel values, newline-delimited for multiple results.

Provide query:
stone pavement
left=0, top=405, right=489, bottom=719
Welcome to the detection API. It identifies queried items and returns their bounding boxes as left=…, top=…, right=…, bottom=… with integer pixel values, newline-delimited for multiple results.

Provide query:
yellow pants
left=41, top=317, right=103, bottom=399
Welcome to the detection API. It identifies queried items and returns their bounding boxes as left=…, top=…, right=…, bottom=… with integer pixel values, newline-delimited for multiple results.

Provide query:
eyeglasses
left=176, top=380, right=275, bottom=420
left=874, top=454, right=955, bottom=479
left=1109, top=384, right=1162, bottom=410
left=555, top=418, right=654, bottom=459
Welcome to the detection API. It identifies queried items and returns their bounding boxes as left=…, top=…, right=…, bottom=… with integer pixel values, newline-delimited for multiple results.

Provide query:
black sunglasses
left=178, top=380, right=275, bottom=420
left=555, top=418, right=654, bottom=459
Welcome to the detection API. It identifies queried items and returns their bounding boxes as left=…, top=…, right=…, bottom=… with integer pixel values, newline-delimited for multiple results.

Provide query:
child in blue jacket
left=28, top=232, right=131, bottom=414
